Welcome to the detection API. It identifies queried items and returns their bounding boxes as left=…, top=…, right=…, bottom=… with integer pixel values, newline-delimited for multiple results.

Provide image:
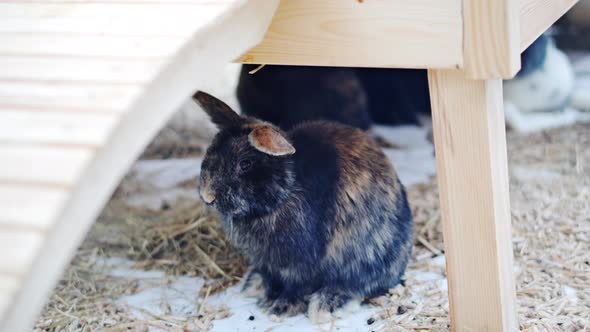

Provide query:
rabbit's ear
left=193, top=91, right=243, bottom=129
left=248, top=126, right=295, bottom=156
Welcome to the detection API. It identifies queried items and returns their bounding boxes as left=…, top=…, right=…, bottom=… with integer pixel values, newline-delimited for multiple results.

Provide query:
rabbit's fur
left=237, top=65, right=371, bottom=130
left=355, top=68, right=430, bottom=125
left=194, top=91, right=413, bottom=323
left=237, top=65, right=430, bottom=130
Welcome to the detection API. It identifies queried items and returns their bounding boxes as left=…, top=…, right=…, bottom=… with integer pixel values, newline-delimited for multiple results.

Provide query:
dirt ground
left=33, top=119, right=590, bottom=331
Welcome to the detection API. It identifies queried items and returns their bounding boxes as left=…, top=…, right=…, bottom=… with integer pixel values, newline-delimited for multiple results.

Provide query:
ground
left=34, top=65, right=589, bottom=332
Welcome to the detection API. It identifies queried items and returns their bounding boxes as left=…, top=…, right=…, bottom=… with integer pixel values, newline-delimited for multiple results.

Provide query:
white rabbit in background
left=503, top=34, right=590, bottom=132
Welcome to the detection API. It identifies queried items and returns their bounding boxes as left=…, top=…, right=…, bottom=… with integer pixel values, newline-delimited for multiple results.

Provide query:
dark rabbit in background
left=237, top=65, right=430, bottom=131
left=194, top=91, right=413, bottom=323
left=237, top=65, right=372, bottom=130
left=238, top=34, right=551, bottom=132
left=355, top=68, right=430, bottom=126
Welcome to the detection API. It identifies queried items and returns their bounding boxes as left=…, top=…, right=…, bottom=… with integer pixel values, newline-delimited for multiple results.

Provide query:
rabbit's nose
left=200, top=187, right=216, bottom=205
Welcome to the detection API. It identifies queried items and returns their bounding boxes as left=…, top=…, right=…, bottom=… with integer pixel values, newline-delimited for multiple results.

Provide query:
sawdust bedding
left=35, top=123, right=590, bottom=332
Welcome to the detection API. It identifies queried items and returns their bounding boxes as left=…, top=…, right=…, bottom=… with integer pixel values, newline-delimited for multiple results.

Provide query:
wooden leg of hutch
left=427, top=69, right=518, bottom=331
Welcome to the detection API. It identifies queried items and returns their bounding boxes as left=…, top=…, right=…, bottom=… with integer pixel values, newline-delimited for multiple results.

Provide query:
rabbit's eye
left=237, top=159, right=253, bottom=174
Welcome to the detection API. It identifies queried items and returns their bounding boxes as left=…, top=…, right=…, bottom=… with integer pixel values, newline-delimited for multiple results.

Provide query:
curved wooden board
left=0, top=0, right=279, bottom=331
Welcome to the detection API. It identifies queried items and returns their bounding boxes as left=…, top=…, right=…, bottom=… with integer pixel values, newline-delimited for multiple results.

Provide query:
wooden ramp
left=0, top=1, right=279, bottom=330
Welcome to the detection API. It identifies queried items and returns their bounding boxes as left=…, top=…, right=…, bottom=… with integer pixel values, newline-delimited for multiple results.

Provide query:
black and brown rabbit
left=194, top=91, right=413, bottom=323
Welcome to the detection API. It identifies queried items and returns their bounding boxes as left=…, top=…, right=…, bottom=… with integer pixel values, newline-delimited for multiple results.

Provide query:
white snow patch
left=108, top=258, right=383, bottom=331
left=510, top=166, right=561, bottom=181
left=121, top=158, right=202, bottom=210
left=431, top=255, right=446, bottom=268
left=208, top=283, right=380, bottom=332
left=403, top=271, right=448, bottom=303
left=110, top=267, right=166, bottom=280
left=118, top=276, right=204, bottom=319
left=97, top=257, right=202, bottom=322
left=129, top=158, right=202, bottom=190
left=437, top=279, right=448, bottom=292
left=124, top=188, right=198, bottom=211
left=563, top=286, right=578, bottom=304
left=373, top=124, right=436, bottom=186
left=412, top=272, right=444, bottom=283
left=372, top=124, right=432, bottom=149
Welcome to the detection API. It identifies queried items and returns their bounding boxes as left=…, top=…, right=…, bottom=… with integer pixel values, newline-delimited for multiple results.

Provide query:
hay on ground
left=36, top=123, right=590, bottom=331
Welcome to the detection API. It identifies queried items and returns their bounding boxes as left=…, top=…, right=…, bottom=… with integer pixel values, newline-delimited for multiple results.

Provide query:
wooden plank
left=7, top=0, right=236, bottom=3
left=0, top=3, right=226, bottom=20
left=4, top=0, right=235, bottom=3
left=0, top=145, right=93, bottom=186
left=0, top=276, right=19, bottom=320
left=0, top=275, right=20, bottom=320
left=0, top=111, right=117, bottom=146
left=0, top=56, right=163, bottom=83
left=0, top=230, right=43, bottom=275
left=0, top=81, right=141, bottom=113
left=0, top=275, right=19, bottom=294
left=0, top=186, right=68, bottom=229
left=239, top=0, right=463, bottom=69
left=0, top=1, right=280, bottom=331
left=463, top=0, right=521, bottom=79
left=428, top=69, right=518, bottom=331
left=0, top=2, right=234, bottom=36
left=0, top=34, right=184, bottom=58
left=0, top=294, right=10, bottom=322
left=520, top=0, right=578, bottom=50
left=0, top=18, right=196, bottom=36
left=0, top=0, right=235, bottom=5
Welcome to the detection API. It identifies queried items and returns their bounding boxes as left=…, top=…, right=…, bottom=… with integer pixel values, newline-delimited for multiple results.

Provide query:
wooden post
left=463, top=0, right=520, bottom=79
left=428, top=69, right=518, bottom=331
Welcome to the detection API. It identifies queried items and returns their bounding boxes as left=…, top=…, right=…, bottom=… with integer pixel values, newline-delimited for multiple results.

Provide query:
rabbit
left=194, top=91, right=413, bottom=323
left=237, top=65, right=371, bottom=131
left=355, top=68, right=430, bottom=126
left=504, top=34, right=575, bottom=114
left=502, top=34, right=586, bottom=132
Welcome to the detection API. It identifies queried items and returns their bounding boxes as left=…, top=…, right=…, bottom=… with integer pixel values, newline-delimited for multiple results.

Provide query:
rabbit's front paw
left=267, top=296, right=306, bottom=322
left=308, top=289, right=360, bottom=324
left=242, top=270, right=266, bottom=299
